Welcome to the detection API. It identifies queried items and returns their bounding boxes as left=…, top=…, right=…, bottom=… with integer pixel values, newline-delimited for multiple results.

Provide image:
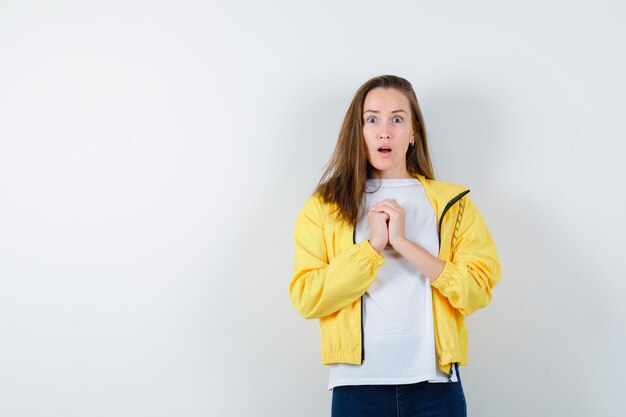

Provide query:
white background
left=1, top=1, right=625, bottom=416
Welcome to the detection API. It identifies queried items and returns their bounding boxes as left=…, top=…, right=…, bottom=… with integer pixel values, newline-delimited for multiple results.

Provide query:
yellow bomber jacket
left=289, top=173, right=501, bottom=375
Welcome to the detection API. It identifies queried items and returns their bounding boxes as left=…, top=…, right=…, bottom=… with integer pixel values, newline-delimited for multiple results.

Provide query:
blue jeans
left=331, top=365, right=466, bottom=417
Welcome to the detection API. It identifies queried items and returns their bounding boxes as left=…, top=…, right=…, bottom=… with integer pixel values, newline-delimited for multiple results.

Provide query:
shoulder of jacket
left=298, top=192, right=338, bottom=220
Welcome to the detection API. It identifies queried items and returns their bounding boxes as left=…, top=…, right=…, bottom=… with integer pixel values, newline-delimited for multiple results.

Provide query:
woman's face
left=362, top=87, right=415, bottom=179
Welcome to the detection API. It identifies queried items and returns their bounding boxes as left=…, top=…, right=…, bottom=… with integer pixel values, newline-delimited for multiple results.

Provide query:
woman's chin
left=374, top=161, right=398, bottom=172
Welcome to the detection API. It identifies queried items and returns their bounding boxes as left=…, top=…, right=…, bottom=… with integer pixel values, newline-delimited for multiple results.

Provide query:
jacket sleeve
left=431, top=196, right=501, bottom=316
left=289, top=196, right=385, bottom=319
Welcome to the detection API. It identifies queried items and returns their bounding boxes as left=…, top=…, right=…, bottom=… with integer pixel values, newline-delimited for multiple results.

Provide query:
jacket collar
left=410, top=173, right=469, bottom=220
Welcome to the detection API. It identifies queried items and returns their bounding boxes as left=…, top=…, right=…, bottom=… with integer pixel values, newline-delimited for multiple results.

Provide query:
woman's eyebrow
left=363, top=109, right=408, bottom=114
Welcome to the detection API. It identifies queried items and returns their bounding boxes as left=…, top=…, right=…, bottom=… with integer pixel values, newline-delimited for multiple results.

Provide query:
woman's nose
left=379, top=125, right=391, bottom=139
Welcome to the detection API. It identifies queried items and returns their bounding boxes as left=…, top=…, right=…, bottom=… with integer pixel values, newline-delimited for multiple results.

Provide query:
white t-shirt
left=328, top=178, right=457, bottom=390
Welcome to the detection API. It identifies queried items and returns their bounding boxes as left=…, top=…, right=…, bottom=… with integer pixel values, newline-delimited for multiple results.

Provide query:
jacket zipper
left=437, top=190, right=470, bottom=250
left=357, top=188, right=470, bottom=366
left=438, top=189, right=469, bottom=382
left=353, top=227, right=365, bottom=363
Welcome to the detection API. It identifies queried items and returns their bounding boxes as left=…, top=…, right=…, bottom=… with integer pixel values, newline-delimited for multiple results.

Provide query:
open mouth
left=378, top=147, right=392, bottom=154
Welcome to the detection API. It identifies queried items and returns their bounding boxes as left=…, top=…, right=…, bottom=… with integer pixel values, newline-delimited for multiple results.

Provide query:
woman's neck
left=369, top=170, right=414, bottom=180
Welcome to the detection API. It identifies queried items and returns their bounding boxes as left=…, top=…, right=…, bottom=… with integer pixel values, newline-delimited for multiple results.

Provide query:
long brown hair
left=314, top=75, right=435, bottom=225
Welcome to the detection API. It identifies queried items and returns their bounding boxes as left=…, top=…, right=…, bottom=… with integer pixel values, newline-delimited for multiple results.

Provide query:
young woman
left=289, top=75, right=501, bottom=417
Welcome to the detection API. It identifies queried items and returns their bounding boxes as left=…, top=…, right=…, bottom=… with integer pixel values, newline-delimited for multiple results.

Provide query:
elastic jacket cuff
left=359, top=240, right=385, bottom=267
left=431, top=260, right=455, bottom=290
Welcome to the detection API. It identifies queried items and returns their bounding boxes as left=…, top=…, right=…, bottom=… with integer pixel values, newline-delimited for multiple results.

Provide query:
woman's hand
left=367, top=210, right=389, bottom=253
left=370, top=198, right=407, bottom=250
left=370, top=198, right=446, bottom=282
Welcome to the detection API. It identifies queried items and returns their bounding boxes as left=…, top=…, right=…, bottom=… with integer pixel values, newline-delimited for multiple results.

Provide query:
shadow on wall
left=472, top=188, right=615, bottom=416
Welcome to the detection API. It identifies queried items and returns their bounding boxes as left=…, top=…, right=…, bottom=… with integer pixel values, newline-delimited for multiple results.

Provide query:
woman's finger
left=369, top=210, right=390, bottom=220
left=371, top=202, right=399, bottom=216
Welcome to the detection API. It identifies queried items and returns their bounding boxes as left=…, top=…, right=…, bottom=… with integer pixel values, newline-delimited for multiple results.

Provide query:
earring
left=410, top=142, right=415, bottom=146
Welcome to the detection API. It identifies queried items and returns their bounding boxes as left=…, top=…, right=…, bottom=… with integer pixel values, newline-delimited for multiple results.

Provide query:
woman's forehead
left=363, top=88, right=410, bottom=112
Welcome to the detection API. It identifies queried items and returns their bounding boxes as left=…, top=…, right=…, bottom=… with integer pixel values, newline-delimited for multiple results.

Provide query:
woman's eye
left=393, top=116, right=403, bottom=123
left=366, top=117, right=376, bottom=123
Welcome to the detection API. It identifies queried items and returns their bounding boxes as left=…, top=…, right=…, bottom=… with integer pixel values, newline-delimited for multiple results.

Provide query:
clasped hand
left=367, top=198, right=407, bottom=253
